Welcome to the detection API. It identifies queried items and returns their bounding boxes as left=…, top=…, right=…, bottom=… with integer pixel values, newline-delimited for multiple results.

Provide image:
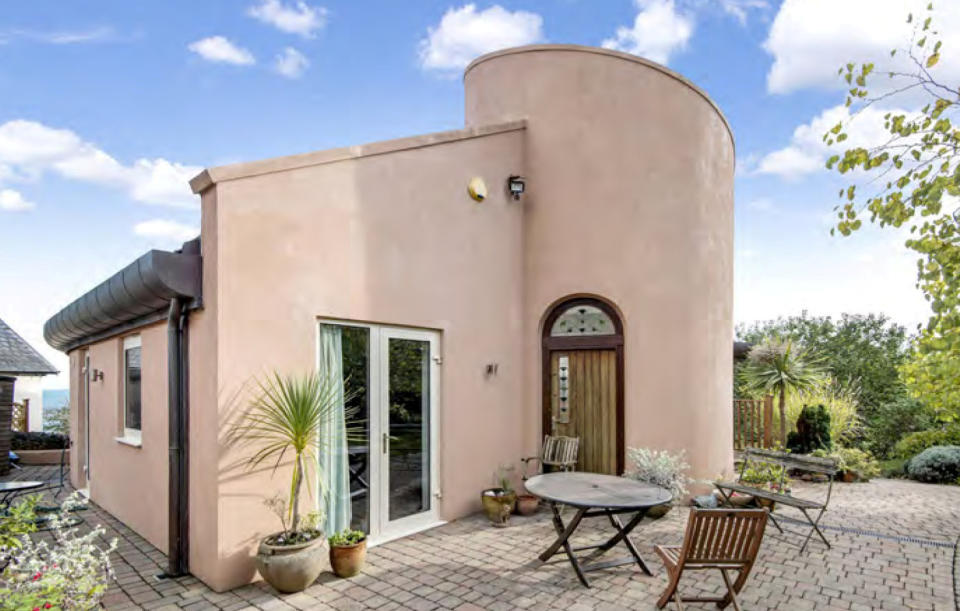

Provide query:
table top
left=525, top=472, right=672, bottom=509
left=0, top=480, right=44, bottom=492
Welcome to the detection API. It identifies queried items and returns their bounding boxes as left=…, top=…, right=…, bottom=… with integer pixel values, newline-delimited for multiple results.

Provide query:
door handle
left=382, top=432, right=388, bottom=454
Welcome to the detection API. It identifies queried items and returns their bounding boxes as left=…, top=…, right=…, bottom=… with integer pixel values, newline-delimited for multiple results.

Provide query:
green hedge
left=893, top=426, right=960, bottom=459
left=11, top=431, right=68, bottom=451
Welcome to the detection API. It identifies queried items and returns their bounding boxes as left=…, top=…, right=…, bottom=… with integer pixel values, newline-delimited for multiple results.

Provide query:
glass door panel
left=340, top=326, right=371, bottom=533
left=386, top=337, right=431, bottom=521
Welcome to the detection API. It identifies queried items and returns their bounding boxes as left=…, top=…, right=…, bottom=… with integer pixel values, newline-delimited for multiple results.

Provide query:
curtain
left=318, top=325, right=352, bottom=536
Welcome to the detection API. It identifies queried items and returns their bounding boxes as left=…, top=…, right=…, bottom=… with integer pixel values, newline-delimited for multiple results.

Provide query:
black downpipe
left=166, top=298, right=189, bottom=577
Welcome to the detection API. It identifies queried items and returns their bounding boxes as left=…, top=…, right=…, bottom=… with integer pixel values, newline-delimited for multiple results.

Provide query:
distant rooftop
left=0, top=318, right=58, bottom=376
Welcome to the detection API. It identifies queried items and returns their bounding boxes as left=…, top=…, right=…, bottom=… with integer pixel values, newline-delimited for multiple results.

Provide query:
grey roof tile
left=0, top=318, right=58, bottom=375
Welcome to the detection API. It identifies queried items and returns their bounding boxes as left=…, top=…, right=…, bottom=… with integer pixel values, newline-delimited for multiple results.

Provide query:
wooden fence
left=733, top=396, right=774, bottom=451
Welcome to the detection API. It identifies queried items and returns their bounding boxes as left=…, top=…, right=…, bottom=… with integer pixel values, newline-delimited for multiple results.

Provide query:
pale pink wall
left=69, top=323, right=169, bottom=552
left=199, top=127, right=526, bottom=591
left=464, top=45, right=735, bottom=482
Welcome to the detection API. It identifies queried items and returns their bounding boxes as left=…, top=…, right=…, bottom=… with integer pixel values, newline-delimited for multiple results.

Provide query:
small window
left=122, top=335, right=142, bottom=443
left=550, top=305, right=616, bottom=337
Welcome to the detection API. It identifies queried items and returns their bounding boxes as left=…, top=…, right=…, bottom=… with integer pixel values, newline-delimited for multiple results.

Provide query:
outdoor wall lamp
left=508, top=175, right=525, bottom=200
left=92, top=368, right=104, bottom=382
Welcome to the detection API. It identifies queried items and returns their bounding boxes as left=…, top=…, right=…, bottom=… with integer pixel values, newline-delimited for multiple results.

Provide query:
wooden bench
left=714, top=448, right=838, bottom=552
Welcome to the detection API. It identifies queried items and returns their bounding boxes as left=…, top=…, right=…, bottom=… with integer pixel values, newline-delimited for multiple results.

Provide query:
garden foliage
left=11, top=432, right=68, bottom=451
left=786, top=405, right=832, bottom=454
left=625, top=447, right=692, bottom=499
left=893, top=424, right=960, bottom=460
left=906, top=446, right=960, bottom=484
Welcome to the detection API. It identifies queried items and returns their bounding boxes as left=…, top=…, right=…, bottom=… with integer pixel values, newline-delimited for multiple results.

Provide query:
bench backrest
left=743, top=448, right=837, bottom=475
left=679, top=508, right=769, bottom=566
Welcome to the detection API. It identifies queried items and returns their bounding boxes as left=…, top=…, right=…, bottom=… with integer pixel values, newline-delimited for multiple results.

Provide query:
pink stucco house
left=44, top=45, right=734, bottom=592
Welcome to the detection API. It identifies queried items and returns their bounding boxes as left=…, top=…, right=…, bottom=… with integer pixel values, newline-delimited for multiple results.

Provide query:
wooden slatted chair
left=521, top=435, right=579, bottom=480
left=655, top=508, right=769, bottom=611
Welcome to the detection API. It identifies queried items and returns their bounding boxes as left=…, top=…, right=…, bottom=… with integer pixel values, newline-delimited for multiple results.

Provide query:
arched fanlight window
left=550, top=304, right=616, bottom=337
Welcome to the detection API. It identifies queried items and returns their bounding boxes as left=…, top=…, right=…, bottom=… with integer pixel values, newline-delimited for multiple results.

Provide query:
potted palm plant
left=328, top=529, right=367, bottom=578
left=230, top=372, right=353, bottom=593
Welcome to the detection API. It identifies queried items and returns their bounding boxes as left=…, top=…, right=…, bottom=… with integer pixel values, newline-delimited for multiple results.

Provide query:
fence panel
left=733, top=396, right=773, bottom=451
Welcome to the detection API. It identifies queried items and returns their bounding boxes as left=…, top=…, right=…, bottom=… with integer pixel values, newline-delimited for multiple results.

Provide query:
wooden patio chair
left=521, top=435, right=579, bottom=480
left=655, top=508, right=769, bottom=611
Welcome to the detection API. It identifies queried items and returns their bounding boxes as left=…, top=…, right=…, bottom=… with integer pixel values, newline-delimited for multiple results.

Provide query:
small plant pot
left=645, top=503, right=672, bottom=519
left=481, top=488, right=516, bottom=527
left=516, top=494, right=540, bottom=516
left=755, top=498, right=776, bottom=511
left=329, top=538, right=367, bottom=578
left=841, top=470, right=857, bottom=483
left=255, top=533, right=327, bottom=593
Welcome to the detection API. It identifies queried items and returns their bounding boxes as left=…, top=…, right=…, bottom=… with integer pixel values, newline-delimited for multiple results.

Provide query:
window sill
left=115, top=436, right=142, bottom=448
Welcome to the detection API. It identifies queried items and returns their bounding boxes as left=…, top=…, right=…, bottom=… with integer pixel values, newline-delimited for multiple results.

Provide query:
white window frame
left=118, top=335, right=143, bottom=446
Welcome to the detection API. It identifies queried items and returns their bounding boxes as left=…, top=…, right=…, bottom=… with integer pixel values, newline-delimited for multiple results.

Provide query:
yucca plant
left=739, top=337, right=826, bottom=446
left=230, top=372, right=357, bottom=542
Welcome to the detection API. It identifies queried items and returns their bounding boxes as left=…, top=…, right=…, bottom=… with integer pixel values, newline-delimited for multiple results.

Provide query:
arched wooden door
left=542, top=297, right=624, bottom=475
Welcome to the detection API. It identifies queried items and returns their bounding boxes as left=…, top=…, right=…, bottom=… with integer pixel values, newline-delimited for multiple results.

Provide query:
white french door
left=317, top=321, right=441, bottom=544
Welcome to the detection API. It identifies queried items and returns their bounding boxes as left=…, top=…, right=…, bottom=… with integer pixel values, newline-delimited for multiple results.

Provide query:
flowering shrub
left=624, top=447, right=692, bottom=499
left=0, top=493, right=117, bottom=610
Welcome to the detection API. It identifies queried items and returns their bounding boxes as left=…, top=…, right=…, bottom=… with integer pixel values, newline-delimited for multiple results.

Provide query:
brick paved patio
left=5, top=466, right=959, bottom=610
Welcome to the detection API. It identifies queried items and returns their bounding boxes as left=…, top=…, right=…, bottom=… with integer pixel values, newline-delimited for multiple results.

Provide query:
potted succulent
left=623, top=447, right=692, bottom=518
left=738, top=461, right=791, bottom=510
left=230, top=372, right=354, bottom=593
left=328, top=529, right=367, bottom=578
left=481, top=465, right=517, bottom=526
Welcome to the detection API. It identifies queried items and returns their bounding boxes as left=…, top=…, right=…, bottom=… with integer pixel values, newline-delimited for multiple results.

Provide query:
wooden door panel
left=548, top=349, right=618, bottom=474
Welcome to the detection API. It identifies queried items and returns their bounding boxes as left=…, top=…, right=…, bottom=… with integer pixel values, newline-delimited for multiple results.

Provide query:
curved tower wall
left=464, top=46, right=735, bottom=478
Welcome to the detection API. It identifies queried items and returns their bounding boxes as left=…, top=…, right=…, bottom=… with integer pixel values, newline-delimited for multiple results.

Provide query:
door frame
left=80, top=350, right=91, bottom=492
left=541, top=297, right=625, bottom=475
left=316, top=319, right=442, bottom=545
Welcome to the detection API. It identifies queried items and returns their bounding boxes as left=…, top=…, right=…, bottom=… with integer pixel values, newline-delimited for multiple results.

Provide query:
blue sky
left=1, top=0, right=951, bottom=388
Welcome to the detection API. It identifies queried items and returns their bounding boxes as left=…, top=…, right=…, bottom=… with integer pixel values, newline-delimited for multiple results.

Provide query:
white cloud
left=248, top=0, right=327, bottom=38
left=601, top=0, right=693, bottom=65
left=274, top=47, right=309, bottom=78
left=755, top=104, right=906, bottom=180
left=0, top=26, right=117, bottom=45
left=418, top=4, right=544, bottom=72
left=0, top=120, right=200, bottom=207
left=764, top=0, right=960, bottom=94
left=0, top=189, right=34, bottom=211
left=719, top=0, right=768, bottom=26
left=188, top=36, right=255, bottom=66
left=133, top=219, right=199, bottom=243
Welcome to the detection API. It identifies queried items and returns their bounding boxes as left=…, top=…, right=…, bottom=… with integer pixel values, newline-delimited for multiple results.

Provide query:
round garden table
left=0, top=480, right=44, bottom=504
left=525, top=472, right=672, bottom=587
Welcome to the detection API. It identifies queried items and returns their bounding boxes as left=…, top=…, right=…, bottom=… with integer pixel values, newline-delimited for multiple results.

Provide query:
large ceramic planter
left=481, top=488, right=516, bottom=527
left=255, top=533, right=328, bottom=593
left=330, top=538, right=367, bottom=578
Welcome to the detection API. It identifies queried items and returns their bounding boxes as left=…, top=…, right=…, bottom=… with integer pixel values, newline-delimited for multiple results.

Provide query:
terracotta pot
left=645, top=503, right=672, bottom=519
left=516, top=494, right=540, bottom=516
left=330, top=538, right=367, bottom=578
left=755, top=497, right=776, bottom=511
left=255, top=533, right=328, bottom=593
left=841, top=470, right=857, bottom=483
left=481, top=488, right=516, bottom=526
left=725, top=494, right=754, bottom=508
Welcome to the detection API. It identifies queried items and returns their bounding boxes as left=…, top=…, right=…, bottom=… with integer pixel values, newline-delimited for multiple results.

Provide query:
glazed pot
left=330, top=538, right=367, bottom=578
left=755, top=497, right=776, bottom=511
left=255, top=533, right=328, bottom=593
left=481, top=488, right=516, bottom=526
left=645, top=503, right=672, bottom=519
left=516, top=494, right=540, bottom=516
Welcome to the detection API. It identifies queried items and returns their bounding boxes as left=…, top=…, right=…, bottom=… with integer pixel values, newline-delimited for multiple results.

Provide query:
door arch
left=541, top=296, right=624, bottom=475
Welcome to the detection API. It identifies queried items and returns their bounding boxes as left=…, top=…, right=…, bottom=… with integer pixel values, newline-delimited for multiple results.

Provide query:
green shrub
left=892, top=425, right=960, bottom=460
left=813, top=447, right=880, bottom=481
left=786, top=405, right=832, bottom=454
left=881, top=458, right=908, bottom=478
left=11, top=431, right=68, bottom=451
left=329, top=529, right=366, bottom=547
left=906, top=446, right=960, bottom=483
left=865, top=396, right=934, bottom=458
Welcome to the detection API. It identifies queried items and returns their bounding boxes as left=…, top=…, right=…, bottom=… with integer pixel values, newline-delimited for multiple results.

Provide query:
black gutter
left=166, top=297, right=189, bottom=577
